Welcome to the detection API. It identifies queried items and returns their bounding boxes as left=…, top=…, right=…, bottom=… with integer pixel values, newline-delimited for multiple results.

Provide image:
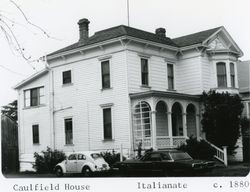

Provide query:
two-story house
left=14, top=18, right=243, bottom=171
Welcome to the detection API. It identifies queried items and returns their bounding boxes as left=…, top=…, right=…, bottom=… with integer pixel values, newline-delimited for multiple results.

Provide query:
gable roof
left=48, top=25, right=178, bottom=56
left=172, top=27, right=222, bottom=47
left=13, top=68, right=49, bottom=90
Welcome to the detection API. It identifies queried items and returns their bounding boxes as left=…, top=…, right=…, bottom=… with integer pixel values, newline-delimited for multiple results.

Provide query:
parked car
left=54, top=151, right=110, bottom=177
left=113, top=150, right=215, bottom=176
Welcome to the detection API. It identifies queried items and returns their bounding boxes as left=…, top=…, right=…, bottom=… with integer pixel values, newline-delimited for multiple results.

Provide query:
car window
left=78, top=154, right=86, bottom=160
left=145, top=153, right=161, bottom=161
left=170, top=152, right=192, bottom=160
left=161, top=152, right=171, bottom=160
left=68, top=154, right=77, bottom=160
left=91, top=153, right=102, bottom=159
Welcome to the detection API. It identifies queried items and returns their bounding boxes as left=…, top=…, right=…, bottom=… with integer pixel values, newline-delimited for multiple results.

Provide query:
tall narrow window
left=230, top=63, right=235, bottom=88
left=141, top=58, right=149, bottom=86
left=65, top=118, right=73, bottom=144
left=32, top=124, right=39, bottom=144
left=216, top=62, right=227, bottom=87
left=62, top=70, right=72, bottom=84
left=101, top=60, right=110, bottom=89
left=167, top=64, right=174, bottom=90
left=103, top=108, right=112, bottom=139
left=30, top=88, right=38, bottom=106
left=24, top=87, right=45, bottom=107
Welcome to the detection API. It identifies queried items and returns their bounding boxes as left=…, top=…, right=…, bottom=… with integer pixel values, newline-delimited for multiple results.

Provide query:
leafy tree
left=1, top=100, right=18, bottom=121
left=201, top=90, right=243, bottom=155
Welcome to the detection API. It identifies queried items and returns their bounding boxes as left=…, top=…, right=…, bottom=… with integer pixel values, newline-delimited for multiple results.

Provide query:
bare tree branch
left=10, top=0, right=50, bottom=38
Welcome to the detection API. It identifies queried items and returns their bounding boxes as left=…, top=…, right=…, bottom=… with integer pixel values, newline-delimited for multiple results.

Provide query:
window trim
left=216, top=62, right=227, bottom=88
left=64, top=117, right=73, bottom=145
left=62, top=69, right=73, bottom=85
left=140, top=57, right=149, bottom=86
left=32, top=124, right=40, bottom=145
left=167, top=63, right=175, bottom=90
left=24, top=86, right=45, bottom=108
left=101, top=104, right=114, bottom=141
left=101, top=60, right=111, bottom=89
left=230, top=62, right=235, bottom=88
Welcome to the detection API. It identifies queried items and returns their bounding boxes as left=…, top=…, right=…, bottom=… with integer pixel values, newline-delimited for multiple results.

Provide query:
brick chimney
left=155, top=28, right=166, bottom=37
left=78, top=18, right=90, bottom=44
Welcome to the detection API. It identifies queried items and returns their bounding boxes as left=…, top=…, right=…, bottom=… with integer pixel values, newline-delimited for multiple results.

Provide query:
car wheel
left=55, top=167, right=63, bottom=177
left=82, top=167, right=92, bottom=177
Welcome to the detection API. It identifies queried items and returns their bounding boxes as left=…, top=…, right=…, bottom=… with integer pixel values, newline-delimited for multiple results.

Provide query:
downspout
left=52, top=70, right=55, bottom=150
left=47, top=55, right=55, bottom=150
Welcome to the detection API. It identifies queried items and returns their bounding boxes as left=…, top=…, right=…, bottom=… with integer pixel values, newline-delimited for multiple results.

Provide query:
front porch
left=130, top=91, right=201, bottom=150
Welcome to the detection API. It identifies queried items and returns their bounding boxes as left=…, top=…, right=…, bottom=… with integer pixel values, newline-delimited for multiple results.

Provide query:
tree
left=1, top=100, right=17, bottom=121
left=201, top=90, right=243, bottom=155
left=0, top=0, right=55, bottom=68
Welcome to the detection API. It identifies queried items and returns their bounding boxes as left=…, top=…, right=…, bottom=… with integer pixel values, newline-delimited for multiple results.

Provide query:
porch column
left=167, top=112, right=173, bottom=146
left=182, top=113, right=187, bottom=138
left=151, top=111, right=157, bottom=150
left=196, top=114, right=201, bottom=141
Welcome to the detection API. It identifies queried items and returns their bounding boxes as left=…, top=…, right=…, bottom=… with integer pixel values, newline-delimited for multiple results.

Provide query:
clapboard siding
left=52, top=49, right=131, bottom=152
left=18, top=73, right=51, bottom=171
left=201, top=56, right=215, bottom=91
left=175, top=57, right=202, bottom=94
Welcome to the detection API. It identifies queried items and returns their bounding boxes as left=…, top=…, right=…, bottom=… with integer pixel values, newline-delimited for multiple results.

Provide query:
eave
left=129, top=90, right=200, bottom=101
left=13, top=68, right=49, bottom=90
left=46, top=36, right=179, bottom=61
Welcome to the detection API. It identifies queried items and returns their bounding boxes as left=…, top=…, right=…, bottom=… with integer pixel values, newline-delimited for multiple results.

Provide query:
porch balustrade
left=156, top=136, right=188, bottom=149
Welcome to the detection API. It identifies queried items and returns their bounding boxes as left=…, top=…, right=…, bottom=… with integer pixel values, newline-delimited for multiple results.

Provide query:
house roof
left=48, top=25, right=178, bottom=56
left=13, top=68, right=49, bottom=90
left=48, top=25, right=225, bottom=57
left=172, top=26, right=222, bottom=47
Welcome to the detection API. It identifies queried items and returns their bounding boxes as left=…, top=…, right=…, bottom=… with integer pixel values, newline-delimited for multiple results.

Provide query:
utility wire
left=0, top=64, right=26, bottom=76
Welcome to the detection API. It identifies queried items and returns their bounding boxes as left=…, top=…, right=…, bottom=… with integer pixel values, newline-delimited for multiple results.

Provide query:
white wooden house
left=14, top=19, right=243, bottom=171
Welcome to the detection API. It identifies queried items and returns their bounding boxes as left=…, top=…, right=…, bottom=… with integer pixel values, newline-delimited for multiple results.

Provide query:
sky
left=0, top=0, right=249, bottom=107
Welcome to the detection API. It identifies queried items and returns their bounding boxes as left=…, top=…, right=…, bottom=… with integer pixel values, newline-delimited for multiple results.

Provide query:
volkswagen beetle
left=54, top=151, right=110, bottom=177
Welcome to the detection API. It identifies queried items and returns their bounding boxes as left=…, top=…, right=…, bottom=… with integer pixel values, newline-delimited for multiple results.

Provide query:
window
left=101, top=60, right=110, bottom=89
left=68, top=154, right=77, bottom=160
left=32, top=124, right=39, bottom=144
left=141, top=58, right=149, bottom=86
left=62, top=70, right=72, bottom=84
left=216, top=62, right=227, bottom=87
left=78, top=154, right=86, bottom=160
left=103, top=108, right=112, bottom=139
left=167, top=64, right=174, bottom=90
left=230, top=63, right=235, bottom=88
left=24, top=87, right=45, bottom=107
left=65, top=118, right=73, bottom=144
left=133, top=101, right=151, bottom=140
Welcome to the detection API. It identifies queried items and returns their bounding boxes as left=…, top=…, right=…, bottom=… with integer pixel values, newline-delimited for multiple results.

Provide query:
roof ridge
left=93, top=25, right=126, bottom=35
left=173, top=26, right=223, bottom=40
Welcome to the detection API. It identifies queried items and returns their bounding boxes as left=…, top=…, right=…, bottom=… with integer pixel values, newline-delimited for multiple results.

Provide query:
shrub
left=178, top=136, right=216, bottom=160
left=33, top=147, right=66, bottom=173
left=101, top=150, right=126, bottom=166
left=201, top=90, right=243, bottom=155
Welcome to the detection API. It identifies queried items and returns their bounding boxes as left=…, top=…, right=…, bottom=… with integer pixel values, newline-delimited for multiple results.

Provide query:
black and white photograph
left=0, top=0, right=250, bottom=191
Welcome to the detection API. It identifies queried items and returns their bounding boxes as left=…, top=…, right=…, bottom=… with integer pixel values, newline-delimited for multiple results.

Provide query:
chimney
left=78, top=18, right=90, bottom=44
left=155, top=28, right=166, bottom=37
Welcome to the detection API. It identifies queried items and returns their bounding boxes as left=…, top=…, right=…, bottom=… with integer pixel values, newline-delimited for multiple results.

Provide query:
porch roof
left=129, top=90, right=200, bottom=101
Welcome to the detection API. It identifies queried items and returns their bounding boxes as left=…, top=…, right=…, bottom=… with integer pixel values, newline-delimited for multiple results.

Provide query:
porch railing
left=156, top=136, right=187, bottom=148
left=199, top=137, right=228, bottom=166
